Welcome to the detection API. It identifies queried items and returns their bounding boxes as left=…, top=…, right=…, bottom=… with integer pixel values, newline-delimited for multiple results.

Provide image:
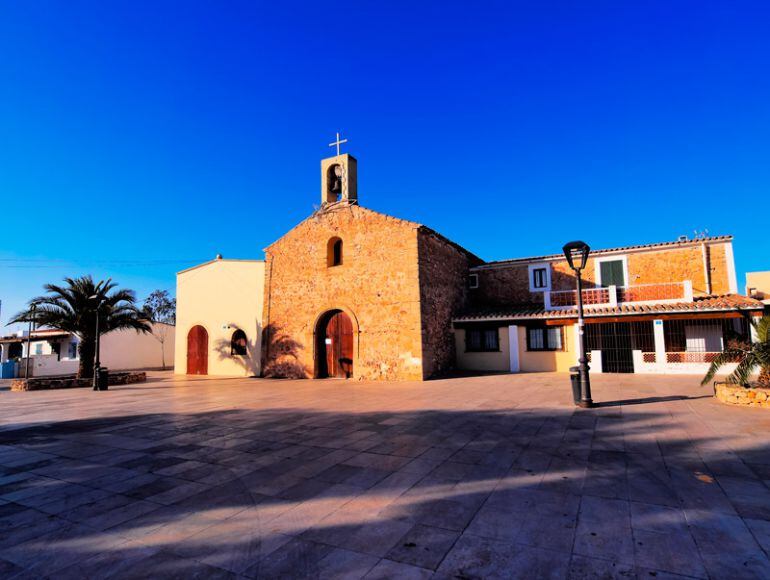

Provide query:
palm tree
left=701, top=315, right=770, bottom=387
left=9, top=276, right=151, bottom=379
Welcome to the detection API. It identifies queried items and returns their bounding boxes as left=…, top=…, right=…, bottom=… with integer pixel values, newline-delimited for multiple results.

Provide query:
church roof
left=177, top=258, right=264, bottom=275
left=263, top=203, right=483, bottom=262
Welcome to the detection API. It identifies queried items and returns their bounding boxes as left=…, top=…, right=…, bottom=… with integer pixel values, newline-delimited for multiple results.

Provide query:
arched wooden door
left=318, top=311, right=353, bottom=378
left=187, top=325, right=208, bottom=375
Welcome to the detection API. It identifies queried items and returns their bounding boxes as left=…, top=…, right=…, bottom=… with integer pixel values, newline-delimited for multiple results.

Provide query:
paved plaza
left=0, top=371, right=769, bottom=578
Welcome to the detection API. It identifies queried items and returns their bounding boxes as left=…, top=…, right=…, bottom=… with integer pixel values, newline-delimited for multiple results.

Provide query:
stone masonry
left=262, top=204, right=422, bottom=381
left=472, top=240, right=733, bottom=308
left=263, top=205, right=473, bottom=381
left=715, top=382, right=770, bottom=408
left=417, top=230, right=481, bottom=378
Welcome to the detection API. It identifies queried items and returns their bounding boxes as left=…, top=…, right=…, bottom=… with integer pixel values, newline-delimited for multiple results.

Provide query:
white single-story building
left=0, top=323, right=175, bottom=378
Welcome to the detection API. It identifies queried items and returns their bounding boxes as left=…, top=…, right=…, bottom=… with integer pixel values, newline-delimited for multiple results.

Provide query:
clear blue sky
left=2, top=1, right=769, bottom=330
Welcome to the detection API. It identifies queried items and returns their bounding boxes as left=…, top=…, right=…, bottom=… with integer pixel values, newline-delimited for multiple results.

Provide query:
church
left=174, top=140, right=762, bottom=381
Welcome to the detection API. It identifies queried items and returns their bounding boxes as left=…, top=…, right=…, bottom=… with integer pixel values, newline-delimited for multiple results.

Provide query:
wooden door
left=324, top=312, right=353, bottom=378
left=187, top=325, right=208, bottom=375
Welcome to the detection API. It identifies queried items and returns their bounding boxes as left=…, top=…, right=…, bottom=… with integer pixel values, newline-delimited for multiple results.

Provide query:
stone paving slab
left=0, top=370, right=769, bottom=578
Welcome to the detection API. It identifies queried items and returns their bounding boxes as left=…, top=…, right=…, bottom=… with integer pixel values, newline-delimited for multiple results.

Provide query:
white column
left=608, top=285, right=618, bottom=306
left=590, top=350, right=603, bottom=373
left=683, top=280, right=693, bottom=302
left=544, top=291, right=551, bottom=310
left=508, top=325, right=520, bottom=373
left=751, top=318, right=759, bottom=344
left=654, top=319, right=666, bottom=367
left=573, top=324, right=581, bottom=365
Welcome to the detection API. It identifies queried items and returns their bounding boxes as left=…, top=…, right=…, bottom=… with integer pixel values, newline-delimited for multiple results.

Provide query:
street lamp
left=24, top=304, right=37, bottom=379
left=89, top=295, right=106, bottom=390
left=563, top=240, right=593, bottom=408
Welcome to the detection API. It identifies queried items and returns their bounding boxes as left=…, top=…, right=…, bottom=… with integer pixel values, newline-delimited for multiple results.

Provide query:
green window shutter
left=600, top=260, right=626, bottom=287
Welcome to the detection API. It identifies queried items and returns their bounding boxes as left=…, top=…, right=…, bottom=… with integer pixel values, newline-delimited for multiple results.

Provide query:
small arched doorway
left=316, top=310, right=354, bottom=378
left=187, top=325, right=208, bottom=375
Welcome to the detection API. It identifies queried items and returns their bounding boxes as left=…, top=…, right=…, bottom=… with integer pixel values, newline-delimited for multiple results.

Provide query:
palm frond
left=702, top=350, right=743, bottom=385
left=728, top=353, right=760, bottom=386
left=755, top=315, right=770, bottom=344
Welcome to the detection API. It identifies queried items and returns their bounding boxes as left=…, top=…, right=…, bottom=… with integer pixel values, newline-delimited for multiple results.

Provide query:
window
left=230, top=329, right=247, bottom=356
left=327, top=237, right=343, bottom=267
left=528, top=263, right=551, bottom=292
left=465, top=327, right=500, bottom=352
left=34, top=344, right=43, bottom=355
left=527, top=326, right=564, bottom=351
left=596, top=257, right=627, bottom=287
left=468, top=273, right=479, bottom=289
left=68, top=342, right=78, bottom=359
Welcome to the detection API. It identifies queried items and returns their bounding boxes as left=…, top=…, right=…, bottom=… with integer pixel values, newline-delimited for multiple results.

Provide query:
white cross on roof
left=328, top=132, right=348, bottom=156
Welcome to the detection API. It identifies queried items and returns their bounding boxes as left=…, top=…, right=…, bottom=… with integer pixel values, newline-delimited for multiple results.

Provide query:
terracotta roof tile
left=454, top=294, right=764, bottom=322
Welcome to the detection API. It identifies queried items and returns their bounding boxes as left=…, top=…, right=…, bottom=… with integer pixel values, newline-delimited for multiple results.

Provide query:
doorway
left=316, top=310, right=354, bottom=378
left=187, top=325, right=208, bottom=375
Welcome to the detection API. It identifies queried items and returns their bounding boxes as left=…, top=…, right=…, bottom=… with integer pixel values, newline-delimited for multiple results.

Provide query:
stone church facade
left=262, top=204, right=479, bottom=381
left=176, top=147, right=762, bottom=381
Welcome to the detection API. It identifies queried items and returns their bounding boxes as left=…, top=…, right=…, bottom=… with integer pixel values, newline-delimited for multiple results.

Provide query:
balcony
left=545, top=281, right=694, bottom=311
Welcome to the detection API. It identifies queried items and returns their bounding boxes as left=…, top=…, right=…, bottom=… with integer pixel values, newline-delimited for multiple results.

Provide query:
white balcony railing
left=545, top=281, right=693, bottom=311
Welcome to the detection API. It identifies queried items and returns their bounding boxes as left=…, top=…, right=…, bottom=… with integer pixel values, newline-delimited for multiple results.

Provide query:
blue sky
left=1, top=1, right=769, bottom=330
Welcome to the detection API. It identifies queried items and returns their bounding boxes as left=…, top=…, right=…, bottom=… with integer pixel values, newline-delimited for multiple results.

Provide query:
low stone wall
left=715, top=383, right=770, bottom=408
left=10, top=371, right=147, bottom=392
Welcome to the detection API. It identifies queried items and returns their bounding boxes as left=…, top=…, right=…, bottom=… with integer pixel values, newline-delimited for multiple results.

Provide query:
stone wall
left=11, top=371, right=147, bottom=392
left=715, top=383, right=770, bottom=408
left=417, top=229, right=476, bottom=378
left=472, top=264, right=536, bottom=308
left=471, top=240, right=734, bottom=307
left=262, top=205, right=425, bottom=381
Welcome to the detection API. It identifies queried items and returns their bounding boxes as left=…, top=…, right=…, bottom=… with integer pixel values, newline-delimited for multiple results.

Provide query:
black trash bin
left=569, top=366, right=581, bottom=404
left=97, top=367, right=109, bottom=391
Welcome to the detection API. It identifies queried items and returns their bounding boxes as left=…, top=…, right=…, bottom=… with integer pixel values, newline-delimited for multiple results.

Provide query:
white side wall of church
left=174, top=259, right=265, bottom=377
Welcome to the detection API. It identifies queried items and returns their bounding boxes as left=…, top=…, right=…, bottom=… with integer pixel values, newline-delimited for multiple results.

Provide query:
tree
left=142, top=290, right=176, bottom=370
left=9, top=276, right=151, bottom=379
left=701, top=316, right=770, bottom=387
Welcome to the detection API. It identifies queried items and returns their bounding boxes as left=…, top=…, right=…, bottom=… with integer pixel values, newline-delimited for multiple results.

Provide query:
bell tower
left=321, top=133, right=357, bottom=205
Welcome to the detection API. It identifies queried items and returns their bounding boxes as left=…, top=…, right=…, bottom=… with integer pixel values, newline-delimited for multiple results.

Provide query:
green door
left=600, top=260, right=625, bottom=287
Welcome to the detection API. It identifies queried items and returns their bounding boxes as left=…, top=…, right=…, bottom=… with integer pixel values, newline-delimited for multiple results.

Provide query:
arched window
left=327, top=237, right=343, bottom=267
left=231, top=329, right=247, bottom=356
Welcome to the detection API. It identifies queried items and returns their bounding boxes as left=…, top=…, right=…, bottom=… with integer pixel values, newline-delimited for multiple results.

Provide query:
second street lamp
left=89, top=295, right=106, bottom=391
left=562, top=240, right=594, bottom=408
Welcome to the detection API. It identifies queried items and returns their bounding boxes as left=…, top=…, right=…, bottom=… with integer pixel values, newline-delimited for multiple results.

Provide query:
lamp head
left=562, top=240, right=590, bottom=271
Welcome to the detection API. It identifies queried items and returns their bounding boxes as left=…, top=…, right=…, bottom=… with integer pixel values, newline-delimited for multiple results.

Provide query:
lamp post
left=89, top=295, right=106, bottom=390
left=24, top=304, right=37, bottom=379
left=562, top=241, right=593, bottom=408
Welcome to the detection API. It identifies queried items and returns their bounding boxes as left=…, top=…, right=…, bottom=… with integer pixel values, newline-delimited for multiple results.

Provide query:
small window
left=68, top=342, right=78, bottom=359
left=327, top=237, right=343, bottom=267
left=465, top=327, right=500, bottom=352
left=230, top=329, right=247, bottom=356
left=34, top=344, right=43, bottom=355
left=528, top=263, right=551, bottom=292
left=527, top=326, right=564, bottom=351
left=468, top=273, right=479, bottom=289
